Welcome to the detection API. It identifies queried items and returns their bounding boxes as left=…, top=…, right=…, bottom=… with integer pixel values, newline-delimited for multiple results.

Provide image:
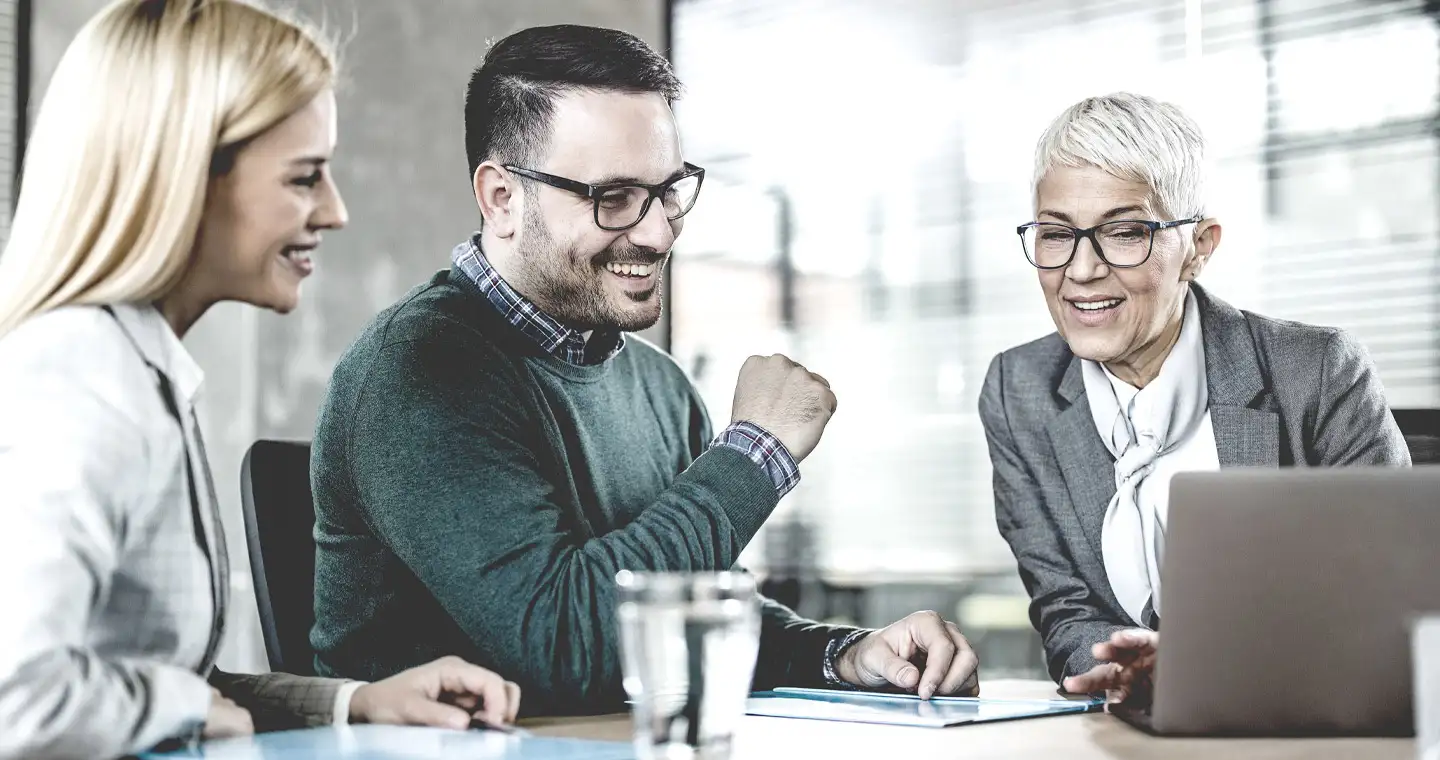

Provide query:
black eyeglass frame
left=502, top=162, right=707, bottom=232
left=1016, top=216, right=1203, bottom=270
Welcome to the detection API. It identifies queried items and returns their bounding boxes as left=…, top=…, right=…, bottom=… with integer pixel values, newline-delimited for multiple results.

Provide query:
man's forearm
left=752, top=597, right=861, bottom=690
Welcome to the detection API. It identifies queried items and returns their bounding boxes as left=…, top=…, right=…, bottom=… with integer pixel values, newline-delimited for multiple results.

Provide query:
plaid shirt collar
left=451, top=235, right=625, bottom=366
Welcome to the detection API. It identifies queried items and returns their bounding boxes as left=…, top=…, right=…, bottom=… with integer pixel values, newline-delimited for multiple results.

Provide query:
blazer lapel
left=1047, top=355, right=1116, bottom=559
left=1195, top=284, right=1280, bottom=467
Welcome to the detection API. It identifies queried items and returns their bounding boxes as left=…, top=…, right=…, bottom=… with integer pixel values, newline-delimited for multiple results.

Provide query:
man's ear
left=474, top=161, right=520, bottom=239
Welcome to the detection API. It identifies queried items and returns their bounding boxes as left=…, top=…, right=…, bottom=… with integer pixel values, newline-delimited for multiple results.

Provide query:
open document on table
left=746, top=687, right=1103, bottom=728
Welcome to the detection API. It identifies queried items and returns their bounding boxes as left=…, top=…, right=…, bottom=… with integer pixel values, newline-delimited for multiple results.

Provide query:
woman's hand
left=1062, top=629, right=1159, bottom=705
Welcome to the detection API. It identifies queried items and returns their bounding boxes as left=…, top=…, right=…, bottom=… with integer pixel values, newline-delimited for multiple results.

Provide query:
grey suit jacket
left=978, top=284, right=1411, bottom=684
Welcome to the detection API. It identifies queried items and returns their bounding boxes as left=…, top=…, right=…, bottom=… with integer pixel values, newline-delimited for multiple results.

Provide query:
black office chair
left=239, top=439, right=318, bottom=676
left=1392, top=409, right=1440, bottom=465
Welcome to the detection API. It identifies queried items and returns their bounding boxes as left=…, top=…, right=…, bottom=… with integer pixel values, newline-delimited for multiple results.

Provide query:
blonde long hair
left=0, top=0, right=336, bottom=336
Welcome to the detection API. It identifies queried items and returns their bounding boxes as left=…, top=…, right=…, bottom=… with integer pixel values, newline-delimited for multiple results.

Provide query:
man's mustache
left=593, top=248, right=670, bottom=267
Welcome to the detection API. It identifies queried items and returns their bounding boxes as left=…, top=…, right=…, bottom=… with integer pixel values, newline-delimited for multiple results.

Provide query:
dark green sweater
left=310, top=266, right=852, bottom=715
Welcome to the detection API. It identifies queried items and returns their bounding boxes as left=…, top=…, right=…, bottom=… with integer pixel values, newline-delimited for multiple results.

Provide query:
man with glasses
left=979, top=92, right=1408, bottom=706
left=311, top=24, right=978, bottom=716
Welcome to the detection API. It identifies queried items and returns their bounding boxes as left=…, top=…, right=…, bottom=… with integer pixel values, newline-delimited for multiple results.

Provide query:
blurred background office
left=3, top=0, right=1435, bottom=680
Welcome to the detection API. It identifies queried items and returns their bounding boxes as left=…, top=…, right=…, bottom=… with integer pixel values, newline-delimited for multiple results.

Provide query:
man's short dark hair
left=464, top=25, right=682, bottom=180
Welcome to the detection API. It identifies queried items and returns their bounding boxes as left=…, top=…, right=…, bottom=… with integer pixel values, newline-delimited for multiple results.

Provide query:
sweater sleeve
left=686, top=391, right=860, bottom=691
left=345, top=336, right=783, bottom=712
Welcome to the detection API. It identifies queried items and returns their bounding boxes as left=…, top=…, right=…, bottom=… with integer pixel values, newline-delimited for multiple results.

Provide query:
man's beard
left=510, top=204, right=667, bottom=332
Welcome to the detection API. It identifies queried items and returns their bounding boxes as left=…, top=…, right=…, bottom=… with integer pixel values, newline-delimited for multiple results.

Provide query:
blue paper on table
left=140, top=724, right=634, bottom=759
left=745, top=687, right=1100, bottom=728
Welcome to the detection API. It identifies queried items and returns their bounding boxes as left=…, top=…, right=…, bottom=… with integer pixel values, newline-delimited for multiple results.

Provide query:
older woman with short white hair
left=979, top=92, right=1409, bottom=702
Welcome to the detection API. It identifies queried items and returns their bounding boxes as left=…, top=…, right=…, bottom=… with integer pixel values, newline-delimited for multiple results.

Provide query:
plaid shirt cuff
left=713, top=421, right=801, bottom=497
left=822, top=629, right=873, bottom=688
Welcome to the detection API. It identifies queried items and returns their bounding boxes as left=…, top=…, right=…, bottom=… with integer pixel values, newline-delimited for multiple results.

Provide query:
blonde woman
left=0, top=2, right=519, bottom=758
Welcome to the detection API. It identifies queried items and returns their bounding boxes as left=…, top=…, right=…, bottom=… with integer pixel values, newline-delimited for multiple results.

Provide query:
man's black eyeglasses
left=503, top=163, right=706, bottom=232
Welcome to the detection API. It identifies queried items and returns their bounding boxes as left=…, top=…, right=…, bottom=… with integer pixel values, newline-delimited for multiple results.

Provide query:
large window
left=670, top=0, right=1439, bottom=670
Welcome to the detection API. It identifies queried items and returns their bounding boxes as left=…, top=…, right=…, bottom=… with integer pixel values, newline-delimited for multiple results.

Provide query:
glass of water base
left=616, top=571, right=761, bottom=760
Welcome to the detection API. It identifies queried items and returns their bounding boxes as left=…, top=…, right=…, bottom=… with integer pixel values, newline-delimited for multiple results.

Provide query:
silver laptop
left=1115, top=467, right=1440, bottom=737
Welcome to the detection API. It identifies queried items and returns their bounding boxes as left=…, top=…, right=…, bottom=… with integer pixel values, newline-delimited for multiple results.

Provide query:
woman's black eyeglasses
left=1017, top=216, right=1202, bottom=269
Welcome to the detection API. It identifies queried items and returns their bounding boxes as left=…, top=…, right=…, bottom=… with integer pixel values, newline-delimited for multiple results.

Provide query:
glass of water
left=616, top=571, right=761, bottom=760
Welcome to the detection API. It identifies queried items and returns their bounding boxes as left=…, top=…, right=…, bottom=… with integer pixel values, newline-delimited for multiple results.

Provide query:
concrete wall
left=31, top=0, right=666, bottom=673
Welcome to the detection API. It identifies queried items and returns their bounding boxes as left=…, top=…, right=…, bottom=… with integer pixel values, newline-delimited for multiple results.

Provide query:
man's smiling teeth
left=605, top=262, right=655, bottom=277
left=1072, top=299, right=1121, bottom=311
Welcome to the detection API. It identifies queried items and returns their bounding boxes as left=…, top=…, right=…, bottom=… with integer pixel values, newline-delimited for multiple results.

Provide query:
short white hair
left=1032, top=92, right=1207, bottom=220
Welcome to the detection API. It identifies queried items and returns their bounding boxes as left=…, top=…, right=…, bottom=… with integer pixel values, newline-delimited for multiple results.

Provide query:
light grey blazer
left=978, top=284, right=1411, bottom=683
left=0, top=304, right=348, bottom=760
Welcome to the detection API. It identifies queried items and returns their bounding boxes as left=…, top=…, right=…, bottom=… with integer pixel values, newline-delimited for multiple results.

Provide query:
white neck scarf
left=1081, top=288, right=1208, bottom=627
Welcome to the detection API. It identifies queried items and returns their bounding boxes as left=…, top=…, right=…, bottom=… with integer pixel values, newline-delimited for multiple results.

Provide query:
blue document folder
left=140, top=724, right=634, bottom=759
left=746, top=687, right=1101, bottom=728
